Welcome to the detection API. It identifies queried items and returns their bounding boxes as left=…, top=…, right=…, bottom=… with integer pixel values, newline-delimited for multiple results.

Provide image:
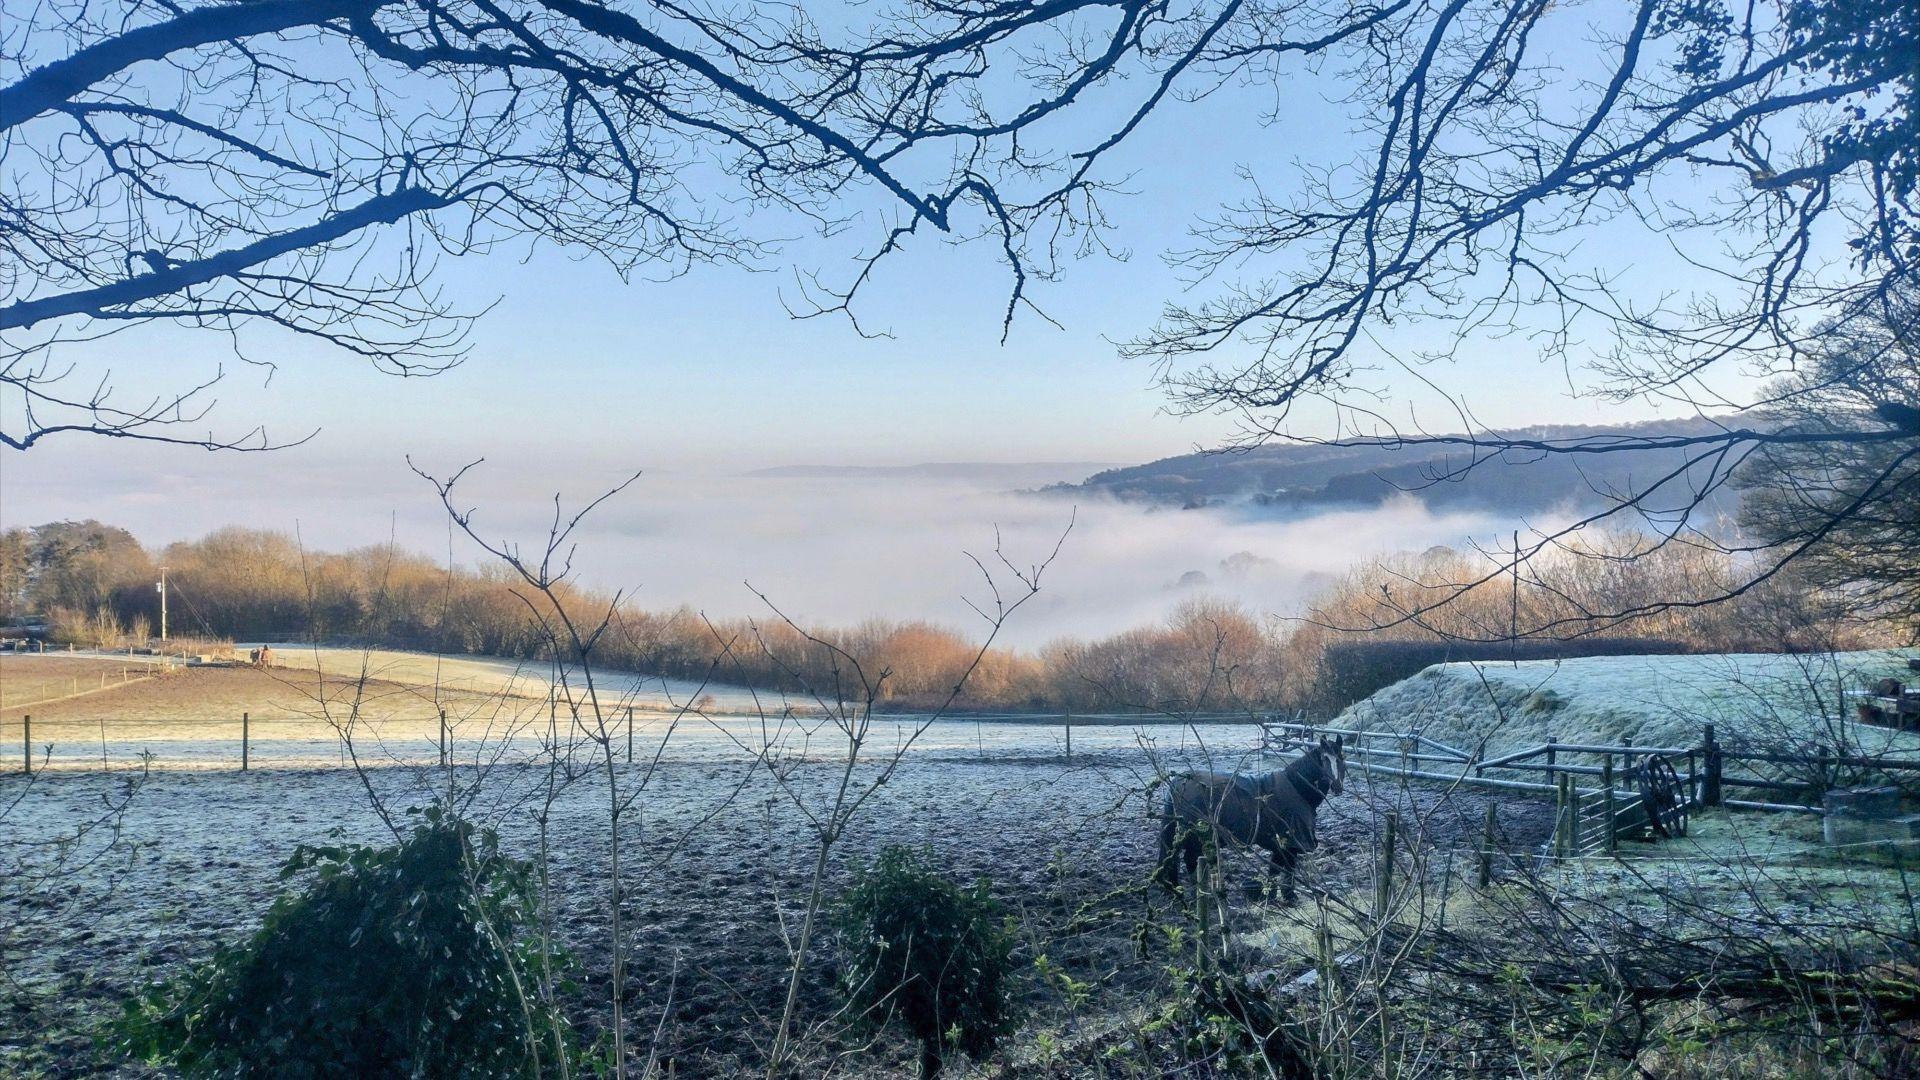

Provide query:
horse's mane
left=1281, top=745, right=1327, bottom=782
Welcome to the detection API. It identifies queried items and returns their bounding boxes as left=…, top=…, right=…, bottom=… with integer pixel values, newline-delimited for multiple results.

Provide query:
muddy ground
left=1, top=736, right=1555, bottom=1077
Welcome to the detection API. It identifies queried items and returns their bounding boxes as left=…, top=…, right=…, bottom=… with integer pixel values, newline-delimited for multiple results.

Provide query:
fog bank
left=6, top=449, right=1535, bottom=648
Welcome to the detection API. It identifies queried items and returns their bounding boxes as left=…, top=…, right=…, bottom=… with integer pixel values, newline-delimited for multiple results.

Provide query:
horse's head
left=1313, top=734, right=1346, bottom=796
left=1280, top=735, right=1346, bottom=801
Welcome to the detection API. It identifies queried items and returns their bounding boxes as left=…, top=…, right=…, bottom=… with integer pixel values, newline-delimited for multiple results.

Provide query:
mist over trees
left=6, top=518, right=1894, bottom=713
left=1055, top=418, right=1742, bottom=513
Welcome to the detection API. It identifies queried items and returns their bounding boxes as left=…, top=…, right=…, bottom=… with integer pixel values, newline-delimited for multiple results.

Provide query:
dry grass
left=1, top=664, right=540, bottom=762
left=0, top=655, right=153, bottom=710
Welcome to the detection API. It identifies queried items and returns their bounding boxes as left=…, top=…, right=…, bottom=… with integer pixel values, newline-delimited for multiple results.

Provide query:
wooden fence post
left=1551, top=772, right=1566, bottom=857
left=1702, top=723, right=1723, bottom=807
left=1064, top=709, right=1072, bottom=762
left=22, top=714, right=30, bottom=776
left=1477, top=802, right=1497, bottom=887
left=1377, top=812, right=1399, bottom=918
left=1552, top=775, right=1563, bottom=857
left=1571, top=776, right=1582, bottom=855
left=1602, top=755, right=1616, bottom=853
left=1194, top=863, right=1208, bottom=967
left=1315, top=920, right=1335, bottom=995
left=1546, top=735, right=1558, bottom=784
left=1566, top=775, right=1577, bottom=857
left=241, top=712, right=250, bottom=771
left=439, top=709, right=449, bottom=769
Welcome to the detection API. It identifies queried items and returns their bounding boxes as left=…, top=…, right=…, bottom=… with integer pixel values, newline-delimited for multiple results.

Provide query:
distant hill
left=748, top=462, right=1127, bottom=487
left=1044, top=418, right=1741, bottom=514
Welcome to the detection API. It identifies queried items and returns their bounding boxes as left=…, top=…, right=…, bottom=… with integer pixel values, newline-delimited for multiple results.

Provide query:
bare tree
left=1738, top=289, right=1920, bottom=639
left=1113, top=0, right=1918, bottom=634
left=2, top=0, right=1248, bottom=448
left=726, top=521, right=1069, bottom=1076
left=414, top=460, right=657, bottom=1073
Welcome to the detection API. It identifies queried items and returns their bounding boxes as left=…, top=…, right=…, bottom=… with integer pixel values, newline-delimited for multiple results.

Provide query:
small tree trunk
left=769, top=838, right=833, bottom=1073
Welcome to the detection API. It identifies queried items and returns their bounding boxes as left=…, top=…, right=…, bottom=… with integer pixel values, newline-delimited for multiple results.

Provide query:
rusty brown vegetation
left=5, top=520, right=1896, bottom=718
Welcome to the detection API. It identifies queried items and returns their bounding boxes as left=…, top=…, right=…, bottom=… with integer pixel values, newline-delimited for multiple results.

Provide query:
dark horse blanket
left=1154, top=736, right=1345, bottom=903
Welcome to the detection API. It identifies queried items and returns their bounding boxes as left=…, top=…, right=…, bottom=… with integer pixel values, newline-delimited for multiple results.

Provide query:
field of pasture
left=0, top=655, right=166, bottom=712
left=2, top=657, right=515, bottom=770
left=0, top=654, right=1558, bottom=1077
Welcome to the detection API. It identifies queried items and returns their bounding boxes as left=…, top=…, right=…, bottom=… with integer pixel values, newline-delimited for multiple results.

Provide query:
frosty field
left=0, top=654, right=1559, bottom=1077
left=1339, top=649, right=1920, bottom=754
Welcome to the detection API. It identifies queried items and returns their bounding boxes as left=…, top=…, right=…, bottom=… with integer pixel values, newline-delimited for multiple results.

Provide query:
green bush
left=111, top=807, right=565, bottom=1078
left=834, top=846, right=1018, bottom=1078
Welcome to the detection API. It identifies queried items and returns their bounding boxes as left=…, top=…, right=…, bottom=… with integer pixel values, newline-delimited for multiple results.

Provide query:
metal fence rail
left=1263, top=716, right=1920, bottom=854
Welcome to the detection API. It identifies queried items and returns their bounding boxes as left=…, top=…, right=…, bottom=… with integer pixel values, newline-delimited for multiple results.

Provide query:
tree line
left=3, top=518, right=1897, bottom=714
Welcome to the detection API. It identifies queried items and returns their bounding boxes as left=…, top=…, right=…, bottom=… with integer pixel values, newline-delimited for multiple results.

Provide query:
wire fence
left=1, top=709, right=1269, bottom=773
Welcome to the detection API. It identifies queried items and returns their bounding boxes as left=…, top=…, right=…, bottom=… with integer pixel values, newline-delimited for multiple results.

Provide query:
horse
left=1153, top=735, right=1346, bottom=904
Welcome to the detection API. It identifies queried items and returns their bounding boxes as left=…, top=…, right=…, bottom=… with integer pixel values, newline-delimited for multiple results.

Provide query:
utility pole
left=156, top=567, right=168, bottom=641
left=1510, top=530, right=1520, bottom=667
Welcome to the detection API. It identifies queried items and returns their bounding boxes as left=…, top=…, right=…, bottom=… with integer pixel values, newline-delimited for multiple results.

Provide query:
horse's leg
left=1154, top=812, right=1180, bottom=893
left=1175, top=826, right=1190, bottom=895
left=1271, top=846, right=1298, bottom=905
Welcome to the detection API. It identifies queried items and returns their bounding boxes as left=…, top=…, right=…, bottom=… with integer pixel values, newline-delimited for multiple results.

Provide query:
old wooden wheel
left=1637, top=755, right=1689, bottom=839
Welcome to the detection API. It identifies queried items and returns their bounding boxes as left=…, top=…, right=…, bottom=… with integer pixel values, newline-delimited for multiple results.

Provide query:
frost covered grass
left=0, top=665, right=527, bottom=769
left=1526, top=808, right=1920, bottom=968
left=0, top=660, right=1265, bottom=771
left=1338, top=649, right=1920, bottom=755
left=249, top=644, right=768, bottom=714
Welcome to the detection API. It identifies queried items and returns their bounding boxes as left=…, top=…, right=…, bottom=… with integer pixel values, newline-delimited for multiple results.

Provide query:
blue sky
left=4, top=6, right=1742, bottom=571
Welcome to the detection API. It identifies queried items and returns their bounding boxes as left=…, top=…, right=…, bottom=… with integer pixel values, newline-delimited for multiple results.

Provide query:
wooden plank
left=1724, top=797, right=1822, bottom=814
left=1345, top=745, right=1473, bottom=766
left=1476, top=744, right=1551, bottom=769
left=1545, top=741, right=1694, bottom=756
left=1719, top=774, right=1814, bottom=792
left=1719, top=749, right=1920, bottom=772
left=1347, top=758, right=1560, bottom=795
left=1413, top=734, right=1474, bottom=762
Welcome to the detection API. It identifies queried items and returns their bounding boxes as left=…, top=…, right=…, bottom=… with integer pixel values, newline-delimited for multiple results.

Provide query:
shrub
left=834, top=846, right=1018, bottom=1078
left=111, top=807, right=564, bottom=1078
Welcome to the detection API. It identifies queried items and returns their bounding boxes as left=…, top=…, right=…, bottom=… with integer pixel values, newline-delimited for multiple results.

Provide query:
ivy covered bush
left=834, top=846, right=1018, bottom=1078
left=112, top=807, right=566, bottom=1078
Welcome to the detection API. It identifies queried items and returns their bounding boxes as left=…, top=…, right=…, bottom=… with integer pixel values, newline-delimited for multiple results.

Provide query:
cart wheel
left=1638, top=755, right=1688, bottom=839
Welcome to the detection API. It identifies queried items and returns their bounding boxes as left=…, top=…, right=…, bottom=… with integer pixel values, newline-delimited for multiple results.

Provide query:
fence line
left=1264, top=716, right=1920, bottom=857
left=2, top=709, right=1267, bottom=773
